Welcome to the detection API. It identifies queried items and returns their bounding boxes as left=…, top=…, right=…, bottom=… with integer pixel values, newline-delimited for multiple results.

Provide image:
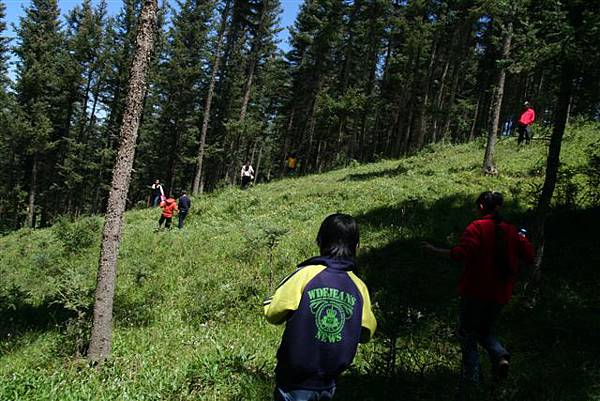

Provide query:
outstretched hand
left=420, top=241, right=451, bottom=259
left=420, top=241, right=436, bottom=255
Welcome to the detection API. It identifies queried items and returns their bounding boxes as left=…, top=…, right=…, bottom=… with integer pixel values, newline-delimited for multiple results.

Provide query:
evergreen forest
left=1, top=0, right=599, bottom=231
left=1, top=0, right=600, bottom=400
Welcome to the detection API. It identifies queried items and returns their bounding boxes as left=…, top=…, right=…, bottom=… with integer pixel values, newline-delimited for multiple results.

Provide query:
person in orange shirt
left=157, top=195, right=178, bottom=230
left=516, top=101, right=535, bottom=145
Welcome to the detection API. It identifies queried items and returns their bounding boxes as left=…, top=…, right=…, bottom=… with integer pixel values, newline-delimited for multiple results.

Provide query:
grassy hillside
left=1, top=123, right=599, bottom=401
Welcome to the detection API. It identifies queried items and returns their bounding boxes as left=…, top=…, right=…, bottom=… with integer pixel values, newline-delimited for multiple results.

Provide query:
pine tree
left=482, top=2, right=515, bottom=175
left=0, top=0, right=7, bottom=94
left=58, top=0, right=108, bottom=215
left=14, top=0, right=65, bottom=227
left=526, top=0, right=600, bottom=302
left=155, top=0, right=213, bottom=194
left=192, top=0, right=232, bottom=195
left=0, top=0, right=23, bottom=231
left=88, top=0, right=159, bottom=365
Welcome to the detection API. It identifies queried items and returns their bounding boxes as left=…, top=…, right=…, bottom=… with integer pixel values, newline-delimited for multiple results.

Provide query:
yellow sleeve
left=348, top=272, right=377, bottom=343
left=263, top=265, right=327, bottom=325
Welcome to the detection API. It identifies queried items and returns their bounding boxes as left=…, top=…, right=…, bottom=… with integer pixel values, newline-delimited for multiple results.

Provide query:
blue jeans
left=152, top=195, right=161, bottom=207
left=178, top=210, right=188, bottom=229
left=458, top=298, right=509, bottom=384
left=274, top=386, right=335, bottom=401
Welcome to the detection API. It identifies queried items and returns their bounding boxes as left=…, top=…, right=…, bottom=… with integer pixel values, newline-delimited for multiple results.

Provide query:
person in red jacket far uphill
left=264, top=214, right=377, bottom=401
left=421, top=192, right=534, bottom=392
left=156, top=195, right=178, bottom=230
left=517, top=101, right=535, bottom=145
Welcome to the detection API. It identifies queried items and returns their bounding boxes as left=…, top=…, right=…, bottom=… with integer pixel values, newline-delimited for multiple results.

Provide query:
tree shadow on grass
left=341, top=165, right=409, bottom=182
left=0, top=290, right=157, bottom=357
left=0, top=296, right=78, bottom=356
left=335, top=366, right=460, bottom=401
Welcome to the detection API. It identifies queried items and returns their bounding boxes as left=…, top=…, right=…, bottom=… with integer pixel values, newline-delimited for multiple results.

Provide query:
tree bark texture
left=192, top=0, right=230, bottom=196
left=483, top=21, right=512, bottom=174
left=27, top=154, right=38, bottom=228
left=87, top=0, right=158, bottom=365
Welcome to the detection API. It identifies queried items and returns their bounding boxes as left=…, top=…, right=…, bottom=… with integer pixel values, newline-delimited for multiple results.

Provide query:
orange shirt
left=160, top=198, right=178, bottom=218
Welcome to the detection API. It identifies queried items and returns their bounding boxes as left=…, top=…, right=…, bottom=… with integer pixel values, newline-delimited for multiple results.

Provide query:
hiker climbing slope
left=240, top=160, right=254, bottom=189
left=157, top=194, right=178, bottom=230
left=517, top=101, right=535, bottom=144
left=421, top=192, right=534, bottom=395
left=150, top=179, right=165, bottom=207
left=177, top=191, right=191, bottom=229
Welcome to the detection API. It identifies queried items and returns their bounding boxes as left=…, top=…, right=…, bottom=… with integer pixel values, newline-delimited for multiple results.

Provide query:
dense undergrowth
left=1, top=123, right=599, bottom=401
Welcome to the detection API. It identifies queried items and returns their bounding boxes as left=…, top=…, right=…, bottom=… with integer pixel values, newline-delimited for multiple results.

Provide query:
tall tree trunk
left=239, top=0, right=269, bottom=123
left=168, top=120, right=181, bottom=195
left=192, top=0, right=231, bottom=195
left=413, top=42, right=437, bottom=150
left=280, top=108, right=294, bottom=175
left=27, top=154, right=38, bottom=228
left=87, top=0, right=158, bottom=365
left=468, top=94, right=481, bottom=141
left=441, top=65, right=460, bottom=141
left=527, top=63, right=574, bottom=303
left=432, top=57, right=450, bottom=140
left=254, top=141, right=263, bottom=185
left=303, top=80, right=322, bottom=173
left=239, top=61, right=256, bottom=124
left=337, top=0, right=361, bottom=158
left=482, top=20, right=512, bottom=174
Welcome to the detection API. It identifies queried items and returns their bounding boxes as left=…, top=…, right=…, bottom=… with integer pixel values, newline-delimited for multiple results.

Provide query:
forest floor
left=1, top=123, right=599, bottom=401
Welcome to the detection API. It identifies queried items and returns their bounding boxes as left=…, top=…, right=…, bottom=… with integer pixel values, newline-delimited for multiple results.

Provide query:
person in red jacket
left=157, top=195, right=178, bottom=230
left=517, top=101, right=535, bottom=145
left=421, top=192, right=534, bottom=392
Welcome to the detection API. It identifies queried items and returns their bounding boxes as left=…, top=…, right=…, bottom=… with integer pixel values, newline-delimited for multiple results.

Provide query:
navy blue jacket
left=178, top=195, right=191, bottom=212
left=264, top=256, right=377, bottom=390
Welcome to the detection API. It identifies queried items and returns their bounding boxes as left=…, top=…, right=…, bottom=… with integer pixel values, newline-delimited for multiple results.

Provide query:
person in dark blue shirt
left=177, top=191, right=191, bottom=229
left=264, top=214, right=377, bottom=401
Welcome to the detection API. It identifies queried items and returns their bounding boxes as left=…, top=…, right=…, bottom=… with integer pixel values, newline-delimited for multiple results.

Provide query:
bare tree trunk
left=304, top=81, right=322, bottom=173
left=527, top=63, right=574, bottom=304
left=432, top=58, right=449, bottom=141
left=87, top=0, right=158, bottom=365
left=468, top=94, right=481, bottom=141
left=413, top=42, right=437, bottom=150
left=167, top=121, right=181, bottom=195
left=192, top=0, right=231, bottom=195
left=254, top=141, right=263, bottom=185
left=482, top=20, right=512, bottom=174
left=239, top=62, right=256, bottom=124
left=27, top=154, right=38, bottom=228
left=280, top=108, right=294, bottom=175
left=239, top=0, right=269, bottom=123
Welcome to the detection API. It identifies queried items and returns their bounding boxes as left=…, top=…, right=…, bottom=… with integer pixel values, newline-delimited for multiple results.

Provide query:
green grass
left=1, top=123, right=599, bottom=400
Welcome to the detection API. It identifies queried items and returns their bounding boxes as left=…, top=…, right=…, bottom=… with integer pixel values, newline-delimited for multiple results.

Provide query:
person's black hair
left=476, top=191, right=511, bottom=280
left=316, top=213, right=359, bottom=258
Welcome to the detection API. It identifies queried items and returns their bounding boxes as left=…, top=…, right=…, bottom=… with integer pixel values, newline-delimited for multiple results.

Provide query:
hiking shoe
left=496, top=358, right=510, bottom=381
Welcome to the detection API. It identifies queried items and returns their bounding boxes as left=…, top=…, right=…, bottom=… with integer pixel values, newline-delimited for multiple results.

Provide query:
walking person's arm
left=422, top=223, right=481, bottom=261
left=421, top=242, right=451, bottom=258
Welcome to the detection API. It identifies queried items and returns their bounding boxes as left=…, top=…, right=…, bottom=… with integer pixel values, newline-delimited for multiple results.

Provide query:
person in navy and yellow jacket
left=264, top=213, right=377, bottom=401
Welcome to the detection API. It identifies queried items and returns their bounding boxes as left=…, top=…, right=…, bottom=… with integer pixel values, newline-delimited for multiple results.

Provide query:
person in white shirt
left=150, top=179, right=164, bottom=207
left=240, top=160, right=254, bottom=189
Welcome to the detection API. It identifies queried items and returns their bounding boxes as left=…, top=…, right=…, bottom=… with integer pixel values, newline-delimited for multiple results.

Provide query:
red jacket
left=159, top=198, right=178, bottom=218
left=518, top=108, right=535, bottom=126
left=450, top=215, right=535, bottom=304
